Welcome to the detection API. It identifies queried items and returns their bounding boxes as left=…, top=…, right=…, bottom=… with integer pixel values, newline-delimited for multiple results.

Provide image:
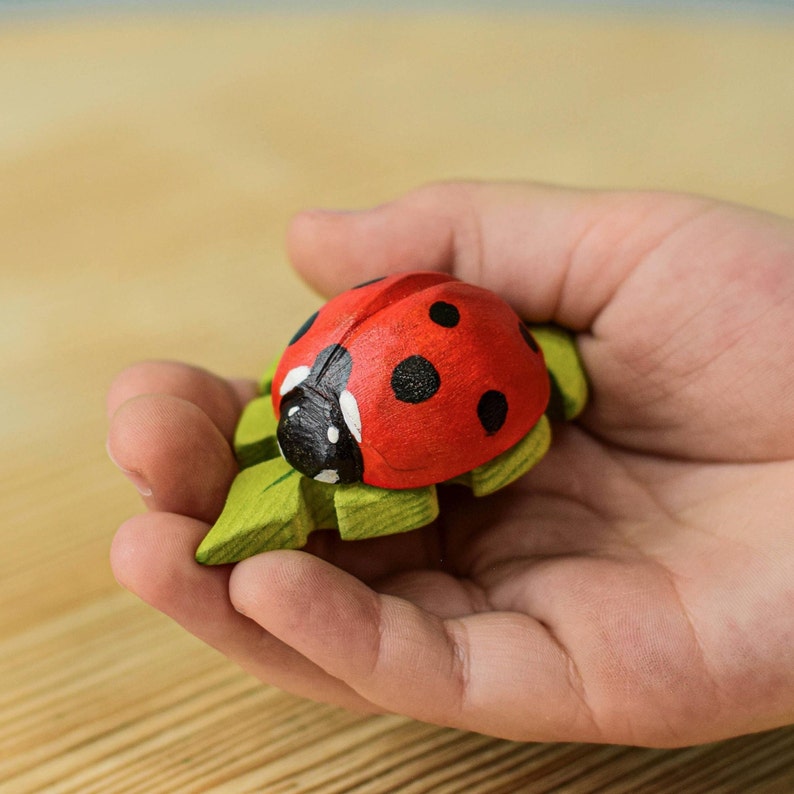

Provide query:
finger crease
left=538, top=617, right=601, bottom=739
left=443, top=618, right=472, bottom=720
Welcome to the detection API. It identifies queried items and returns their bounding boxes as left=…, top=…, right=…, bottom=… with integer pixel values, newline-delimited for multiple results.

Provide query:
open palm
left=108, top=183, right=794, bottom=747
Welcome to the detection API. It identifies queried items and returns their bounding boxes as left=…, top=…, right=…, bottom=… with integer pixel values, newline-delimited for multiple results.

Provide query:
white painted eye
left=288, top=405, right=300, bottom=417
left=339, top=390, right=361, bottom=443
left=314, top=469, right=340, bottom=484
left=279, top=365, right=311, bottom=396
left=327, top=426, right=340, bottom=444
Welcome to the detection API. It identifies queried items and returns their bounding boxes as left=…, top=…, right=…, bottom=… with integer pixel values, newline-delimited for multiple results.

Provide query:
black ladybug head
left=276, top=345, right=364, bottom=484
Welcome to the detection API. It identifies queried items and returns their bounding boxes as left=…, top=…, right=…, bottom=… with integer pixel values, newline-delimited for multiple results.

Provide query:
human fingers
left=106, top=363, right=258, bottom=520
left=287, top=181, right=713, bottom=329
left=111, top=512, right=379, bottom=713
left=228, top=550, right=602, bottom=744
left=107, top=394, right=237, bottom=522
left=107, top=360, right=257, bottom=443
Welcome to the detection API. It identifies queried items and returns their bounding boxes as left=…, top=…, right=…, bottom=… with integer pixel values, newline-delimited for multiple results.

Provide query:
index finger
left=286, top=181, right=714, bottom=329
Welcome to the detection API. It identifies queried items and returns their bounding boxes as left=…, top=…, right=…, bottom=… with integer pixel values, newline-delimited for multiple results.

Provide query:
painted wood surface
left=2, top=9, right=794, bottom=791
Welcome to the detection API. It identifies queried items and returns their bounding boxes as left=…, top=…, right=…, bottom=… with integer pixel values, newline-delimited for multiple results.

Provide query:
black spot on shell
left=288, top=311, right=318, bottom=345
left=391, top=355, right=441, bottom=403
left=519, top=322, right=540, bottom=353
left=352, top=276, right=386, bottom=289
left=477, top=390, right=508, bottom=434
left=429, top=301, right=460, bottom=328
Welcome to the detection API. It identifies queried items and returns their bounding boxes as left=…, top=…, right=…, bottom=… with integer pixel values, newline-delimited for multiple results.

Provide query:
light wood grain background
left=1, top=8, right=793, bottom=792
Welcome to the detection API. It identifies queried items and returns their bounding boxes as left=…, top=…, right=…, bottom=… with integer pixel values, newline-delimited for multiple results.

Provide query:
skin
left=107, top=182, right=794, bottom=748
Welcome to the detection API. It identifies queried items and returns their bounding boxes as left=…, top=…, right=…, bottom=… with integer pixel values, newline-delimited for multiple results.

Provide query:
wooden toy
left=196, top=272, right=587, bottom=564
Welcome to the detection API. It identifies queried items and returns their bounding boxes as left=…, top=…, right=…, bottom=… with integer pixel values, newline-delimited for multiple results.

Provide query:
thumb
left=286, top=180, right=713, bottom=329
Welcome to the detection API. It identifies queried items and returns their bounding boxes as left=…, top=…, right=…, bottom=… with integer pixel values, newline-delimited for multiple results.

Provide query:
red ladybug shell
left=271, top=271, right=550, bottom=489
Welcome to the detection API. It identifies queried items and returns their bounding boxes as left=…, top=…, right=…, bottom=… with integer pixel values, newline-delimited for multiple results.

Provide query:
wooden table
left=2, top=9, right=793, bottom=791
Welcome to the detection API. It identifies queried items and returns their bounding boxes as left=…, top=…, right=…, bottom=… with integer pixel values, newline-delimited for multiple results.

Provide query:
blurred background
left=1, top=2, right=793, bottom=790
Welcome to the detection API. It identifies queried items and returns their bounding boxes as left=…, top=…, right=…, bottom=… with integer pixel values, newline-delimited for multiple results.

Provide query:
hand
left=107, top=182, right=794, bottom=747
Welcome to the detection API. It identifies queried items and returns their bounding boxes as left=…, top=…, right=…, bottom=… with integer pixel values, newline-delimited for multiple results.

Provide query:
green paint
left=334, top=483, right=439, bottom=540
left=195, top=458, right=313, bottom=564
left=531, top=324, right=588, bottom=421
left=233, top=395, right=280, bottom=469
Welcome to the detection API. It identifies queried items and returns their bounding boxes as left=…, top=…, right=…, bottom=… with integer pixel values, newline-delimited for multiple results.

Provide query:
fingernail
left=124, top=471, right=153, bottom=498
left=106, top=440, right=153, bottom=497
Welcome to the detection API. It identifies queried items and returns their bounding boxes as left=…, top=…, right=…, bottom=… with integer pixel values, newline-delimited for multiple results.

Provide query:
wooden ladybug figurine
left=273, top=272, right=551, bottom=489
left=196, top=272, right=588, bottom=565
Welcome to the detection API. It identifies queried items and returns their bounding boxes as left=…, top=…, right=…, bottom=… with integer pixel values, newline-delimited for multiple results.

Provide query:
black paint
left=477, top=390, right=508, bottom=434
left=288, top=310, right=319, bottom=346
left=312, top=344, right=353, bottom=387
left=277, top=343, right=363, bottom=483
left=277, top=389, right=363, bottom=483
left=352, top=276, right=387, bottom=289
left=391, top=355, right=441, bottom=403
left=429, top=301, right=460, bottom=328
left=519, top=322, right=539, bottom=353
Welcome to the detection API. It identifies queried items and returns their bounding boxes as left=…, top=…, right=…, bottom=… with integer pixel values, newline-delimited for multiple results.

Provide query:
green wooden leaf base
left=195, top=324, right=587, bottom=565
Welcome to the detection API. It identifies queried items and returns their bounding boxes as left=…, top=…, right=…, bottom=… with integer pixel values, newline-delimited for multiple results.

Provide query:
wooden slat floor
left=2, top=592, right=792, bottom=792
